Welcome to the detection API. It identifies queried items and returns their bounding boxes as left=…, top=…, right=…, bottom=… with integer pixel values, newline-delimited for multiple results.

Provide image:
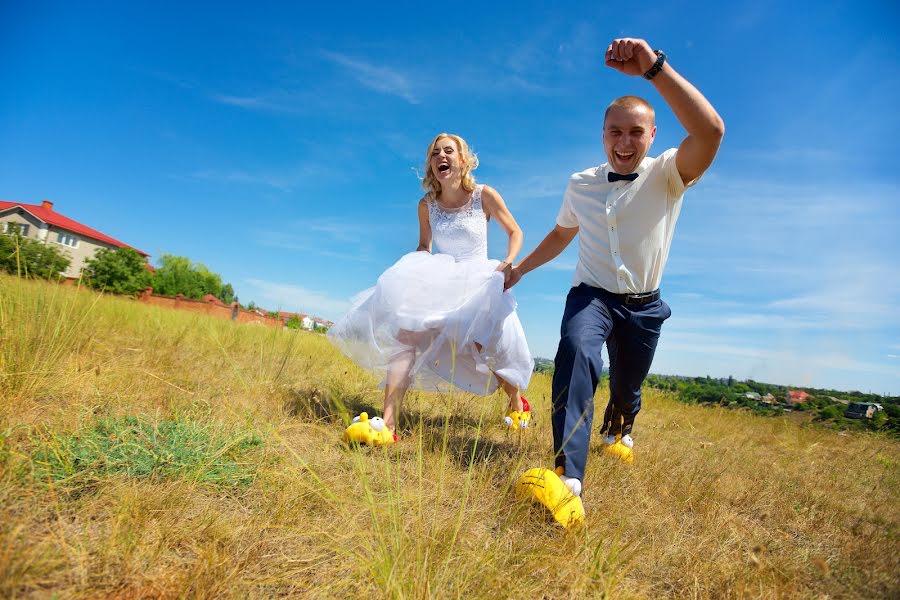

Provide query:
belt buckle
left=626, top=291, right=656, bottom=305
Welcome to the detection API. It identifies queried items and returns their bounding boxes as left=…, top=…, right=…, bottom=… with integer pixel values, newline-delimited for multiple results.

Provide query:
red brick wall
left=138, top=288, right=283, bottom=328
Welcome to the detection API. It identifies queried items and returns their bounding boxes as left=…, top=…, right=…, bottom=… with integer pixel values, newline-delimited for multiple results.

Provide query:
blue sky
left=2, top=1, right=899, bottom=394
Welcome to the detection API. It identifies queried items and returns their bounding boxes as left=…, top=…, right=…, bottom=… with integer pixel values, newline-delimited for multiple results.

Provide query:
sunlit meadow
left=1, top=275, right=897, bottom=599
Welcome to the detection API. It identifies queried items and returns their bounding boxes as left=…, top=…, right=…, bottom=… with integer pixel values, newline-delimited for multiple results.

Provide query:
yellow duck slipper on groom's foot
left=602, top=434, right=634, bottom=464
left=515, top=466, right=584, bottom=529
left=342, top=412, right=396, bottom=446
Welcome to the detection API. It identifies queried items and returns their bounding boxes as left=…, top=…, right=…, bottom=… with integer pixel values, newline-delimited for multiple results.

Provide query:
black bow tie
left=608, top=171, right=639, bottom=182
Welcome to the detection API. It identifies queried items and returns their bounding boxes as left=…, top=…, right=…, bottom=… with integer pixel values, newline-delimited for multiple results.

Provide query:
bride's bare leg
left=472, top=341, right=523, bottom=412
left=494, top=371, right=523, bottom=412
left=384, top=331, right=417, bottom=433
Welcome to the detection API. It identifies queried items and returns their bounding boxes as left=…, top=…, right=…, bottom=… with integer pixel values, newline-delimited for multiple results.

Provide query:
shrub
left=82, top=247, right=150, bottom=295
left=0, top=232, right=70, bottom=279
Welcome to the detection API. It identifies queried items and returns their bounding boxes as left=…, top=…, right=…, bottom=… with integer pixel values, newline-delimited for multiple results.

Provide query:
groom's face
left=603, top=105, right=656, bottom=174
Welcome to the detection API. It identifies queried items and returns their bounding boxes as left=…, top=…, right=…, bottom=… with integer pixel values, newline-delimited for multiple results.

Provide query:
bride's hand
left=504, top=266, right=523, bottom=290
left=495, top=261, right=512, bottom=283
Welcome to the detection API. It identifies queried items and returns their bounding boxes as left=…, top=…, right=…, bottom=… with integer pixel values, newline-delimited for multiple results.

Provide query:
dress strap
left=472, top=184, right=484, bottom=211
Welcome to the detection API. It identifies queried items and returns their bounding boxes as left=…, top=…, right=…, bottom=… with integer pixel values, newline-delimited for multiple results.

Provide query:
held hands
left=496, top=261, right=513, bottom=285
left=504, top=265, right=523, bottom=290
left=605, top=38, right=657, bottom=76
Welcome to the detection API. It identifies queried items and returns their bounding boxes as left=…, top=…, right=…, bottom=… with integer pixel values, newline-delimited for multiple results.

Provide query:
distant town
left=537, top=355, right=898, bottom=436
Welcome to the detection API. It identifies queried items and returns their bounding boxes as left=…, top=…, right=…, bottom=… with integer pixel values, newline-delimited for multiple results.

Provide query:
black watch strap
left=643, top=50, right=666, bottom=80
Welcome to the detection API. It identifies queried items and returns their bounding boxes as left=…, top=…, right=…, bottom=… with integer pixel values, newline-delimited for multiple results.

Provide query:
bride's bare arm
left=416, top=198, right=432, bottom=252
left=482, top=185, right=523, bottom=273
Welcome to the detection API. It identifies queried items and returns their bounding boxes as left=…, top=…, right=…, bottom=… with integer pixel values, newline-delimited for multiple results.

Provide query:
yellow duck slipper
left=503, top=396, right=531, bottom=430
left=602, top=434, right=634, bottom=464
left=515, top=466, right=584, bottom=529
left=342, top=412, right=396, bottom=446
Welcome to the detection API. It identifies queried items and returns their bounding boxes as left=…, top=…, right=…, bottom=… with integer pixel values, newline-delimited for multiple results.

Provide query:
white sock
left=621, top=434, right=634, bottom=448
left=560, top=475, right=582, bottom=497
left=602, top=434, right=616, bottom=446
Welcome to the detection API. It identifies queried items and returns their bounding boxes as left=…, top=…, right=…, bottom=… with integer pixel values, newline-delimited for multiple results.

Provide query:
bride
left=327, top=133, right=534, bottom=439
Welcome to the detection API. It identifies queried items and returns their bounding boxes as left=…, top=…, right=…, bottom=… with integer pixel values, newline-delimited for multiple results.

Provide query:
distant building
left=744, top=392, right=761, bottom=401
left=0, top=199, right=148, bottom=278
left=279, top=311, right=314, bottom=330
left=760, top=393, right=777, bottom=405
left=311, top=317, right=333, bottom=331
left=786, top=390, right=811, bottom=404
left=845, top=402, right=883, bottom=419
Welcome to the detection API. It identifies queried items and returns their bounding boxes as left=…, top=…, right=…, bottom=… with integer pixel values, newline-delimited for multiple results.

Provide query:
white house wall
left=0, top=208, right=120, bottom=278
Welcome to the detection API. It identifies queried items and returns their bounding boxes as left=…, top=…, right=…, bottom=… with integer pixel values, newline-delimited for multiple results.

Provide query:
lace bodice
left=427, top=184, right=488, bottom=261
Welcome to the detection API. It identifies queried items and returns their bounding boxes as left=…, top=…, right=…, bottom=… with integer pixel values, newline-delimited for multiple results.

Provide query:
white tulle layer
left=327, top=251, right=533, bottom=394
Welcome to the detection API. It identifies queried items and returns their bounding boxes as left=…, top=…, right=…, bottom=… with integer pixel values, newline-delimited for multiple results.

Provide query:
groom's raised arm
left=605, top=37, right=724, bottom=185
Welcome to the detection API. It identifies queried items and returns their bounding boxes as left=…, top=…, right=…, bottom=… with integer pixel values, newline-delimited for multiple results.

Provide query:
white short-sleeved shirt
left=556, top=148, right=697, bottom=294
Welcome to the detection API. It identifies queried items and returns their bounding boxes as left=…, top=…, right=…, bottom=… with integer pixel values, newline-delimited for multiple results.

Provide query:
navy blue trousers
left=551, top=284, right=671, bottom=480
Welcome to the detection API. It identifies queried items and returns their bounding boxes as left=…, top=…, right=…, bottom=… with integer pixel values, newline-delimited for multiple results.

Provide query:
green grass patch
left=29, top=415, right=263, bottom=491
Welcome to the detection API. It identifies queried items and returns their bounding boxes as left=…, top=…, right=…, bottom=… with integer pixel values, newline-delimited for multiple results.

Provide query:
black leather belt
left=577, top=283, right=662, bottom=306
left=618, top=289, right=660, bottom=305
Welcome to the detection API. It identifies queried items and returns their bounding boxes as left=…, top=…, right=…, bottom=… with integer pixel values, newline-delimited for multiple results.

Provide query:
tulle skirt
left=327, top=251, right=533, bottom=394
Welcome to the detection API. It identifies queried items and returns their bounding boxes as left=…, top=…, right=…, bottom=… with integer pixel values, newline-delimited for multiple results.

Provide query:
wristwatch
left=643, top=50, right=666, bottom=80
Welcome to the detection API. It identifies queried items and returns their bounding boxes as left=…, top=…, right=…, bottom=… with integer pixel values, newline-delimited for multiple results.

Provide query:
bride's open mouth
left=438, top=163, right=450, bottom=174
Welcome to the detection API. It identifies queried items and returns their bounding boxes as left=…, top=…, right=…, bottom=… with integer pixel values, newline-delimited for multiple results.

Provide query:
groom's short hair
left=604, top=96, right=655, bottom=126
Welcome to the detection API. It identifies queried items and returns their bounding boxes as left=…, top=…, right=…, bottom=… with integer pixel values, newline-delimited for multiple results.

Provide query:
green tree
left=817, top=405, right=843, bottom=421
left=219, top=283, right=235, bottom=305
left=149, top=254, right=235, bottom=301
left=0, top=231, right=71, bottom=279
left=870, top=411, right=888, bottom=431
left=82, top=247, right=149, bottom=295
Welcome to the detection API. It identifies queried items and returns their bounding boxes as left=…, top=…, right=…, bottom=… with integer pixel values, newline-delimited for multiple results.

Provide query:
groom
left=506, top=38, right=724, bottom=498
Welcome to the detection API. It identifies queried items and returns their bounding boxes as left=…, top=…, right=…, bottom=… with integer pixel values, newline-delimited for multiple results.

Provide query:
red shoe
left=504, top=396, right=531, bottom=429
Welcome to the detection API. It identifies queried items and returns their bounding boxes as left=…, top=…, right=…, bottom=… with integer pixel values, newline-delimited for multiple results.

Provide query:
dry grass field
left=1, top=274, right=898, bottom=599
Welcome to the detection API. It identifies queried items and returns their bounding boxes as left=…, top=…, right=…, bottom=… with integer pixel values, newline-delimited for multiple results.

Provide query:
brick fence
left=138, top=288, right=283, bottom=328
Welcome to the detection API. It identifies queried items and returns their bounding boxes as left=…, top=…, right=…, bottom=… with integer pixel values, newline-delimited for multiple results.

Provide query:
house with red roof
left=279, top=311, right=314, bottom=330
left=785, top=390, right=811, bottom=405
left=0, top=199, right=148, bottom=279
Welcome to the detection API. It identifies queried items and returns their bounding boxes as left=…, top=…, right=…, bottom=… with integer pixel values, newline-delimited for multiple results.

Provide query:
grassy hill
left=1, top=275, right=898, bottom=598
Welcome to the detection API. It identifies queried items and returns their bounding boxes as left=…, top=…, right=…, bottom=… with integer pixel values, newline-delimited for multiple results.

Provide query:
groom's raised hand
left=604, top=38, right=657, bottom=76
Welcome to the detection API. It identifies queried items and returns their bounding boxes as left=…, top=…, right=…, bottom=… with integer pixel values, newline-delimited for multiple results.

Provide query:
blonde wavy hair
left=421, top=133, right=478, bottom=197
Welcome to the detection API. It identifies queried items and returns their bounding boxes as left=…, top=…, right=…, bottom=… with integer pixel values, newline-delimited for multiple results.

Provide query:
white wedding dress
left=327, top=184, right=533, bottom=394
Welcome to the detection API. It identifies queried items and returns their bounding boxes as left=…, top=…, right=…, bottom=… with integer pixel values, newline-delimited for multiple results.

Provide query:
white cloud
left=654, top=331, right=900, bottom=393
left=253, top=229, right=377, bottom=263
left=545, top=259, right=576, bottom=272
left=206, top=91, right=322, bottom=115
left=668, top=312, right=823, bottom=332
left=244, top=278, right=350, bottom=318
left=730, top=146, right=842, bottom=164
left=319, top=51, right=418, bottom=104
left=531, top=293, right=568, bottom=304
left=187, top=164, right=325, bottom=191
